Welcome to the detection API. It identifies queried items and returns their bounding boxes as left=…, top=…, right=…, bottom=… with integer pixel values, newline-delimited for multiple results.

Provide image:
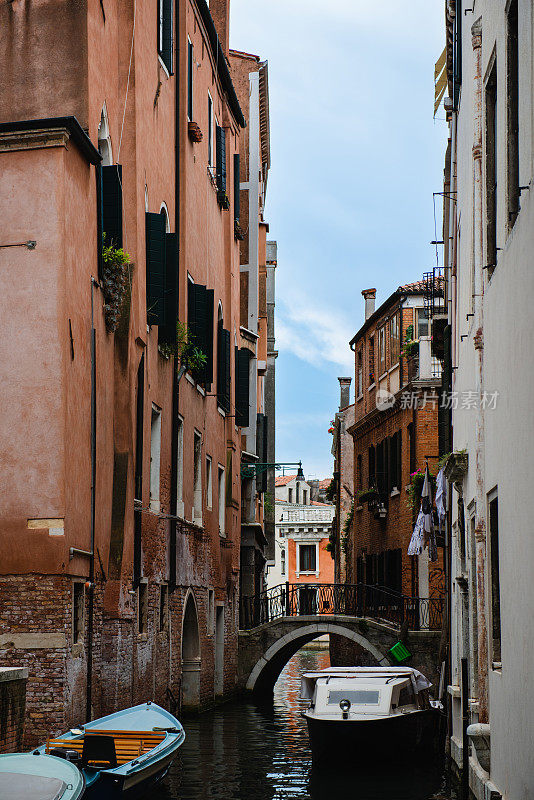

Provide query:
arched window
left=97, top=105, right=113, bottom=166
left=160, top=203, right=170, bottom=232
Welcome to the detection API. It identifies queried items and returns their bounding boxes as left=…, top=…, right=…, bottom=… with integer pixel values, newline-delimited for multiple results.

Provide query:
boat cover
left=0, top=772, right=67, bottom=800
left=300, top=667, right=432, bottom=701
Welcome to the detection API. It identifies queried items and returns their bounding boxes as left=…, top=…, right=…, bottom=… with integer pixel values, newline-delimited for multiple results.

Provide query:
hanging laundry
left=408, top=508, right=425, bottom=556
left=435, top=467, right=447, bottom=530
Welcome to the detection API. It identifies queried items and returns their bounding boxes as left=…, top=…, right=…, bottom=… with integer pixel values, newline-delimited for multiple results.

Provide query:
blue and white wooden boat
left=0, top=752, right=85, bottom=799
left=37, top=702, right=185, bottom=799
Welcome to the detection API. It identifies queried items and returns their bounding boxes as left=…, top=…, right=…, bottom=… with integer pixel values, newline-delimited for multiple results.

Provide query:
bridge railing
left=239, top=582, right=444, bottom=632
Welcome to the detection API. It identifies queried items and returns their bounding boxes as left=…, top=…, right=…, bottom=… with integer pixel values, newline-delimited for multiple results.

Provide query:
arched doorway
left=181, top=592, right=201, bottom=709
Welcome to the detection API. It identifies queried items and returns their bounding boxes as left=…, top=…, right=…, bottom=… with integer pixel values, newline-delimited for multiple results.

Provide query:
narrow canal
left=155, top=645, right=454, bottom=800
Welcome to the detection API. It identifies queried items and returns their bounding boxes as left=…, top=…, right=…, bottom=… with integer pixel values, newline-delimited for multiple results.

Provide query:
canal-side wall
left=0, top=667, right=27, bottom=753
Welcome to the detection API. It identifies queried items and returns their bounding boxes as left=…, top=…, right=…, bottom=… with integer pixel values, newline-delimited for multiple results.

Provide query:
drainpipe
left=168, top=0, right=181, bottom=593
left=86, top=278, right=97, bottom=722
left=471, top=18, right=489, bottom=725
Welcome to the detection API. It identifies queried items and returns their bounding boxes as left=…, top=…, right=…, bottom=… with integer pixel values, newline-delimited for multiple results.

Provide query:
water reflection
left=155, top=643, right=453, bottom=800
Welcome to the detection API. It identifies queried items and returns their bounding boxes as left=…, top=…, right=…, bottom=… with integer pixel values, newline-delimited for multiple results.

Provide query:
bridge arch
left=246, top=622, right=390, bottom=696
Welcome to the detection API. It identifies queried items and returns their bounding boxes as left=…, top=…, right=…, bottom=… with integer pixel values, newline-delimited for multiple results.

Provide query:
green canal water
left=155, top=647, right=455, bottom=800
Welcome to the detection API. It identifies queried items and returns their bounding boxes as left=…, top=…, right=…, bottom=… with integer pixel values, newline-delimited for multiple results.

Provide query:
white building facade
left=440, top=2, right=534, bottom=798
left=266, top=476, right=335, bottom=589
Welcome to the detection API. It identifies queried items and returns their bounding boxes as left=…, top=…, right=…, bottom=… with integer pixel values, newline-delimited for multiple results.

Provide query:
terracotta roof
left=275, top=474, right=297, bottom=487
left=312, top=501, right=331, bottom=507
left=318, top=478, right=332, bottom=489
left=398, top=275, right=445, bottom=294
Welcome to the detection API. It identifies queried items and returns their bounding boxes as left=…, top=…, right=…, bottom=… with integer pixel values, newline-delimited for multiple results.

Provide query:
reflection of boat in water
left=301, top=667, right=440, bottom=765
left=308, top=760, right=446, bottom=800
left=37, top=702, right=185, bottom=799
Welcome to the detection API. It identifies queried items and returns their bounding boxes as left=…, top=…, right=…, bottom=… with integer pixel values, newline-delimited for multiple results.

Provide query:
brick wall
left=0, top=668, right=27, bottom=753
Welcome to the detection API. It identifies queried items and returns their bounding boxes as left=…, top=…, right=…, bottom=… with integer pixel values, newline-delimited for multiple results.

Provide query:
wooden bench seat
left=47, top=733, right=164, bottom=766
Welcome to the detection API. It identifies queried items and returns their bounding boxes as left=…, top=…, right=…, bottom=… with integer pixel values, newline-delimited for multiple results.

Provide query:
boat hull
left=304, top=709, right=439, bottom=766
left=83, top=749, right=176, bottom=800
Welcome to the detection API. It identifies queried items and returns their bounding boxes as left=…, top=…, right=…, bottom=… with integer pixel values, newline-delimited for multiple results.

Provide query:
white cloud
left=276, top=295, right=354, bottom=371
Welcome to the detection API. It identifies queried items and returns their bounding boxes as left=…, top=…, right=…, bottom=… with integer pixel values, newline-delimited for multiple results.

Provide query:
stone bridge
left=237, top=584, right=444, bottom=696
left=237, top=615, right=442, bottom=696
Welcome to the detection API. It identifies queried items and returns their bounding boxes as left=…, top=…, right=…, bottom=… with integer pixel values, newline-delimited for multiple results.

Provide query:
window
left=176, top=416, right=184, bottom=517
left=73, top=583, right=84, bottom=645
left=486, top=60, right=498, bottom=276
left=159, top=585, right=168, bottom=631
left=378, top=325, right=386, bottom=375
left=150, top=405, right=162, bottom=511
left=389, top=431, right=402, bottom=492
left=187, top=39, right=193, bottom=121
left=357, top=349, right=363, bottom=397
left=368, top=445, right=376, bottom=487
left=281, top=548, right=286, bottom=576
left=218, top=465, right=225, bottom=536
left=357, top=454, right=363, bottom=491
left=206, top=456, right=212, bottom=509
left=193, top=431, right=202, bottom=525
left=368, top=336, right=375, bottom=384
left=416, top=308, right=429, bottom=339
left=234, top=153, right=241, bottom=222
left=138, top=582, right=148, bottom=634
left=216, top=125, right=227, bottom=205
left=145, top=212, right=167, bottom=325
left=488, top=492, right=501, bottom=664
left=288, top=488, right=293, bottom=503
left=157, top=0, right=173, bottom=74
left=235, top=347, right=251, bottom=426
left=207, top=589, right=215, bottom=635
left=299, top=544, right=316, bottom=572
left=217, top=316, right=231, bottom=412
left=208, top=94, right=214, bottom=168
left=507, top=0, right=519, bottom=230
left=296, top=483, right=300, bottom=505
left=303, top=490, right=308, bottom=506
left=390, top=314, right=400, bottom=364
left=187, top=281, right=214, bottom=385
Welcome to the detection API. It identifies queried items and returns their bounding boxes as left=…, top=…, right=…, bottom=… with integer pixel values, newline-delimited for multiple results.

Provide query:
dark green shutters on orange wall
left=233, top=153, right=240, bottom=221
left=216, top=125, right=227, bottom=206
left=217, top=319, right=231, bottom=412
left=102, top=164, right=123, bottom=249
left=187, top=282, right=214, bottom=386
left=145, top=212, right=166, bottom=326
left=158, top=232, right=178, bottom=345
left=235, top=347, right=251, bottom=427
left=157, top=0, right=173, bottom=74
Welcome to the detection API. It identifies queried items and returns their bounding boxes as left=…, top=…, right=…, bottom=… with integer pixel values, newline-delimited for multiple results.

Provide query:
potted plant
left=188, top=121, right=203, bottom=143
left=101, top=236, right=132, bottom=334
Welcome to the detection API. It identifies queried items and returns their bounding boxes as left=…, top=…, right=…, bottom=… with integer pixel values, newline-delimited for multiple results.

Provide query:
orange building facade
left=0, top=0, right=274, bottom=745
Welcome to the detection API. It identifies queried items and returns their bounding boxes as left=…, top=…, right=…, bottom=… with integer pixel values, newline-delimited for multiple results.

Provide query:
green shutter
left=96, top=163, right=104, bottom=280
left=187, top=284, right=214, bottom=385
left=188, top=41, right=193, bottom=120
left=160, top=0, right=173, bottom=73
left=236, top=348, right=251, bottom=427
left=158, top=232, right=178, bottom=345
left=217, top=322, right=231, bottom=412
left=216, top=125, right=226, bottom=201
left=146, top=212, right=166, bottom=325
left=233, top=153, right=240, bottom=221
left=102, top=164, right=123, bottom=248
left=256, top=413, right=269, bottom=492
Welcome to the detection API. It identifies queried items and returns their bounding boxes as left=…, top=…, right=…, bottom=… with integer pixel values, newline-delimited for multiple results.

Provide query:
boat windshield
left=327, top=690, right=380, bottom=705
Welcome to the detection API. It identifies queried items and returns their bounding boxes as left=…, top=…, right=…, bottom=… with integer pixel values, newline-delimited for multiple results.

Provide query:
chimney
left=362, top=288, right=376, bottom=320
left=209, top=0, right=230, bottom=56
left=338, top=377, right=352, bottom=410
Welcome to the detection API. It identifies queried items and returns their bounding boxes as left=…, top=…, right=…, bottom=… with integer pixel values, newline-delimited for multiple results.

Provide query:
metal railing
left=240, top=582, right=444, bottom=632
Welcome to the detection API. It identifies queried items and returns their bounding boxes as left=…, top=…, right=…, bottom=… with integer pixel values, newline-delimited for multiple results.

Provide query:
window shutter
left=216, top=125, right=226, bottom=200
left=146, top=212, right=166, bottom=325
left=187, top=283, right=214, bottom=385
left=439, top=324, right=452, bottom=455
left=235, top=347, right=251, bottom=427
left=96, top=163, right=104, bottom=280
left=187, top=40, right=193, bottom=119
left=216, top=322, right=230, bottom=410
left=158, top=232, right=178, bottom=345
left=102, top=164, right=123, bottom=248
left=233, top=153, right=240, bottom=221
left=256, top=413, right=268, bottom=492
left=160, top=0, right=173, bottom=73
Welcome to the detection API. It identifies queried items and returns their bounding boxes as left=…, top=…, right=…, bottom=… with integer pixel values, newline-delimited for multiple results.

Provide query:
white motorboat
left=300, top=667, right=440, bottom=765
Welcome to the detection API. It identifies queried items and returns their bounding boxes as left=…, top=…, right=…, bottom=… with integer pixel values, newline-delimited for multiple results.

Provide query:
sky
left=229, top=0, right=448, bottom=480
